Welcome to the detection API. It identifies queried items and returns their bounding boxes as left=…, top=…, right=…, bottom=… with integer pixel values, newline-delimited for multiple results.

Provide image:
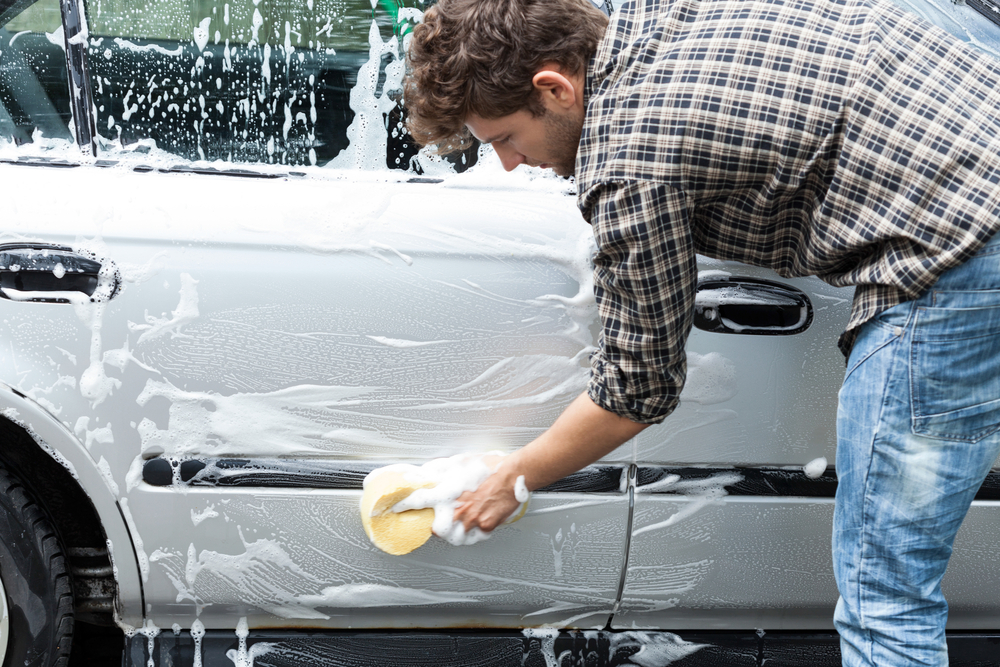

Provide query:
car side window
left=83, top=0, right=434, bottom=169
left=0, top=0, right=74, bottom=147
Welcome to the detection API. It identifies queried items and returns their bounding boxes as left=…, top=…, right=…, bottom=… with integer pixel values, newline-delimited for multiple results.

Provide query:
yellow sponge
left=361, top=455, right=530, bottom=555
left=360, top=468, right=435, bottom=556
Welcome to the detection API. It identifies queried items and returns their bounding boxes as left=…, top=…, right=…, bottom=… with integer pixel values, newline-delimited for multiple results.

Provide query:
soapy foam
left=803, top=456, right=828, bottom=479
left=632, top=473, right=742, bottom=537
left=680, top=352, right=737, bottom=405
left=384, top=453, right=528, bottom=546
left=190, top=619, right=205, bottom=667
left=522, top=628, right=560, bottom=667
left=514, top=475, right=530, bottom=503
left=608, top=631, right=706, bottom=666
left=138, top=620, right=159, bottom=667
left=191, top=504, right=220, bottom=526
left=132, top=273, right=200, bottom=345
left=294, top=583, right=492, bottom=608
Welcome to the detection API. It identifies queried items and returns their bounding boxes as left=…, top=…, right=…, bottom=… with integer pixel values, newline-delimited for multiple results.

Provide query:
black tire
left=0, top=464, right=73, bottom=667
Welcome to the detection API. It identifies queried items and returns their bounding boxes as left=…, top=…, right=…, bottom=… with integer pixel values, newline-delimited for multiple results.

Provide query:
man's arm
left=453, top=391, right=650, bottom=532
left=454, top=182, right=693, bottom=533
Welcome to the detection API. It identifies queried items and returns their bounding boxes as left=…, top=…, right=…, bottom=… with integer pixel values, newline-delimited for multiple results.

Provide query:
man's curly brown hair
left=404, top=0, right=608, bottom=154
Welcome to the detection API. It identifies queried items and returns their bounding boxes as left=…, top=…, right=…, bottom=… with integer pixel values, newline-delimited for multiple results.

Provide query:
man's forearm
left=453, top=391, right=650, bottom=532
left=502, top=391, right=650, bottom=491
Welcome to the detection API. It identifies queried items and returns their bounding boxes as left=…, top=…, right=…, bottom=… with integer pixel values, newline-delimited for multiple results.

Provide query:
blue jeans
left=834, top=234, right=1000, bottom=667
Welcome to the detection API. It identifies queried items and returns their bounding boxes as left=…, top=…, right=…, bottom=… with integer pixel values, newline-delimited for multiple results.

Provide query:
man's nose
left=492, top=143, right=525, bottom=171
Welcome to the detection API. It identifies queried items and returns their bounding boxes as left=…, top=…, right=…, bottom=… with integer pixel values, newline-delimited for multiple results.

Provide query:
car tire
left=0, top=464, right=73, bottom=667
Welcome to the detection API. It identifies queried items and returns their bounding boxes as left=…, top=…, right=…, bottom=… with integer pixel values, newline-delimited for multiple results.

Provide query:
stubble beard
left=542, top=109, right=583, bottom=178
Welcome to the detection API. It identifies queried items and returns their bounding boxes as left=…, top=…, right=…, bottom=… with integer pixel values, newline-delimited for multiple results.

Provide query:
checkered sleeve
left=585, top=181, right=697, bottom=424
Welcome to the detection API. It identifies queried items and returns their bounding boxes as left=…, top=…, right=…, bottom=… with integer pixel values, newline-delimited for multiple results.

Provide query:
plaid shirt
left=577, top=0, right=1000, bottom=423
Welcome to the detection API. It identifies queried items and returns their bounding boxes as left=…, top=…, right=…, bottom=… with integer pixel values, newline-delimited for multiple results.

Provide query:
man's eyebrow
left=467, top=126, right=503, bottom=143
left=473, top=132, right=501, bottom=143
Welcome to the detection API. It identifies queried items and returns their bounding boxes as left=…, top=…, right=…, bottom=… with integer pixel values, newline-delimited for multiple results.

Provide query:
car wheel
left=0, top=464, right=73, bottom=667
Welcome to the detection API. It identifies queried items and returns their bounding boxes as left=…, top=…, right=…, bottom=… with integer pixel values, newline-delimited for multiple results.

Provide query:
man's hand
left=452, top=392, right=650, bottom=534
left=452, top=462, right=523, bottom=533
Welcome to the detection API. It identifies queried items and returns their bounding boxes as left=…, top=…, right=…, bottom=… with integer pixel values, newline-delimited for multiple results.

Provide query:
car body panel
left=1, top=155, right=855, bottom=632
left=618, top=496, right=840, bottom=630
left=2, top=162, right=633, bottom=629
left=129, top=486, right=629, bottom=630
left=2, top=0, right=1000, bottom=643
left=616, top=496, right=1000, bottom=630
left=633, top=265, right=850, bottom=468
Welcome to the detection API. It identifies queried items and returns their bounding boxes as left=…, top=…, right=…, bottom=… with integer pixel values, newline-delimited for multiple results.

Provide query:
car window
left=83, top=0, right=455, bottom=170
left=0, top=0, right=74, bottom=147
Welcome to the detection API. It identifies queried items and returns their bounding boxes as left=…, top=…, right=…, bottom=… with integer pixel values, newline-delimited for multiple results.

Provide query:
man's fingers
left=453, top=491, right=477, bottom=530
left=452, top=471, right=518, bottom=533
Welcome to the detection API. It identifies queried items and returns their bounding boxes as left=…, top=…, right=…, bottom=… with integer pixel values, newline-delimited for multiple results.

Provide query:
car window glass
left=83, top=0, right=463, bottom=170
left=0, top=0, right=74, bottom=148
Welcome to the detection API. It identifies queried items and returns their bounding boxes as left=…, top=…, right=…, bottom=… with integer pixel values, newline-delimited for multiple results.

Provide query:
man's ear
left=532, top=69, right=578, bottom=111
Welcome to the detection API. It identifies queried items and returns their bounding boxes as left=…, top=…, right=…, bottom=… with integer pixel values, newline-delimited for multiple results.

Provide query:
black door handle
left=0, top=243, right=116, bottom=303
left=694, top=277, right=813, bottom=335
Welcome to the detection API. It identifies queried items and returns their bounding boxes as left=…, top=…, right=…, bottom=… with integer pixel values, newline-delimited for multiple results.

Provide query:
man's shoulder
left=576, top=0, right=931, bottom=190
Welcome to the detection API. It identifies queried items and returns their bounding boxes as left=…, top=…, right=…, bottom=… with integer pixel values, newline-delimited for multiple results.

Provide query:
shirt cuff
left=587, top=349, right=682, bottom=425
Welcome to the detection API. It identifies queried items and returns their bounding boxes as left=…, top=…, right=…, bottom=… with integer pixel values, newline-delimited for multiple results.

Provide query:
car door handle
left=0, top=243, right=116, bottom=303
left=694, top=277, right=813, bottom=335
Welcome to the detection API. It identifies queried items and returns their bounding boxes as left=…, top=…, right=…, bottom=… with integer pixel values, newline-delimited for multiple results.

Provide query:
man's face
left=466, top=106, right=583, bottom=177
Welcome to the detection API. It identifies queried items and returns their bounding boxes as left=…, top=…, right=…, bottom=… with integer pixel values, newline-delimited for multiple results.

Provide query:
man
left=403, top=0, right=1000, bottom=664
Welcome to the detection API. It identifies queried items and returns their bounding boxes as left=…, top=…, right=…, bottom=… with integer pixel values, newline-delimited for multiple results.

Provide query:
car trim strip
left=122, top=628, right=1000, bottom=667
left=140, top=457, right=628, bottom=494
left=140, top=458, right=1000, bottom=501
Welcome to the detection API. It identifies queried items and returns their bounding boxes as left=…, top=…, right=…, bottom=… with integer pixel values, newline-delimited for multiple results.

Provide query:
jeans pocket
left=843, top=302, right=911, bottom=383
left=911, top=290, right=1000, bottom=443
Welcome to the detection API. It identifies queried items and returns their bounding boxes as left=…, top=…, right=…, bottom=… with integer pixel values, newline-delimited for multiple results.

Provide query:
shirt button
left=894, top=326, right=904, bottom=336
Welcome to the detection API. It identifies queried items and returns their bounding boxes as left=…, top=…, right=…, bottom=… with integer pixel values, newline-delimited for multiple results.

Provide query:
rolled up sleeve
left=582, top=180, right=696, bottom=424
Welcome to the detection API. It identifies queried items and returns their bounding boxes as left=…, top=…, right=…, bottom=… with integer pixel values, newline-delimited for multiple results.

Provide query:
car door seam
left=607, top=462, right=636, bottom=627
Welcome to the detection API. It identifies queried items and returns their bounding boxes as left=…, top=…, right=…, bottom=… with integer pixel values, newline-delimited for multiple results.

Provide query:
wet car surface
left=2, top=0, right=1000, bottom=664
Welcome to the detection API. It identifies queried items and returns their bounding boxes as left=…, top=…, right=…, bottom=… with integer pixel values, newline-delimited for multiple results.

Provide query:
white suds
left=225, top=617, right=273, bottom=667
left=191, top=504, right=219, bottom=526
left=803, top=456, right=828, bottom=479
left=138, top=620, right=159, bottom=667
left=365, top=335, right=454, bottom=348
left=636, top=474, right=681, bottom=494
left=227, top=617, right=250, bottom=667
left=191, top=619, right=205, bottom=667
left=681, top=351, right=737, bottom=405
left=372, top=453, right=527, bottom=546
left=523, top=628, right=561, bottom=667
left=608, top=631, right=707, bottom=666
left=294, top=583, right=490, bottom=608
left=632, top=473, right=742, bottom=536
left=131, top=273, right=200, bottom=344
left=193, top=17, right=211, bottom=52
left=514, top=475, right=530, bottom=503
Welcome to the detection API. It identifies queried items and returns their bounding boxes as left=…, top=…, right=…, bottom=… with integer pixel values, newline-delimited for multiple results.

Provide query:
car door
left=1, top=0, right=630, bottom=634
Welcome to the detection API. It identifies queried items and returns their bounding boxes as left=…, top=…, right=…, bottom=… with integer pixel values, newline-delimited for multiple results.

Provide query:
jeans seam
left=857, top=323, right=907, bottom=644
left=844, top=330, right=899, bottom=384
left=845, top=302, right=912, bottom=383
left=910, top=308, right=925, bottom=436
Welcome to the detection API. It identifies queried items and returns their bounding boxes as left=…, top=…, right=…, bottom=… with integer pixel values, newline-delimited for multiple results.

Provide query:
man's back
left=578, top=0, right=1000, bottom=350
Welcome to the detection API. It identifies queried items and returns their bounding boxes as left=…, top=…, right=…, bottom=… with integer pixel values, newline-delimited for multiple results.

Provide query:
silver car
left=2, top=0, right=999, bottom=664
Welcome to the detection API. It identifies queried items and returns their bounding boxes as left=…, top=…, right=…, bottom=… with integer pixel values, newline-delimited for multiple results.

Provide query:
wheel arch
left=0, top=383, right=143, bottom=627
